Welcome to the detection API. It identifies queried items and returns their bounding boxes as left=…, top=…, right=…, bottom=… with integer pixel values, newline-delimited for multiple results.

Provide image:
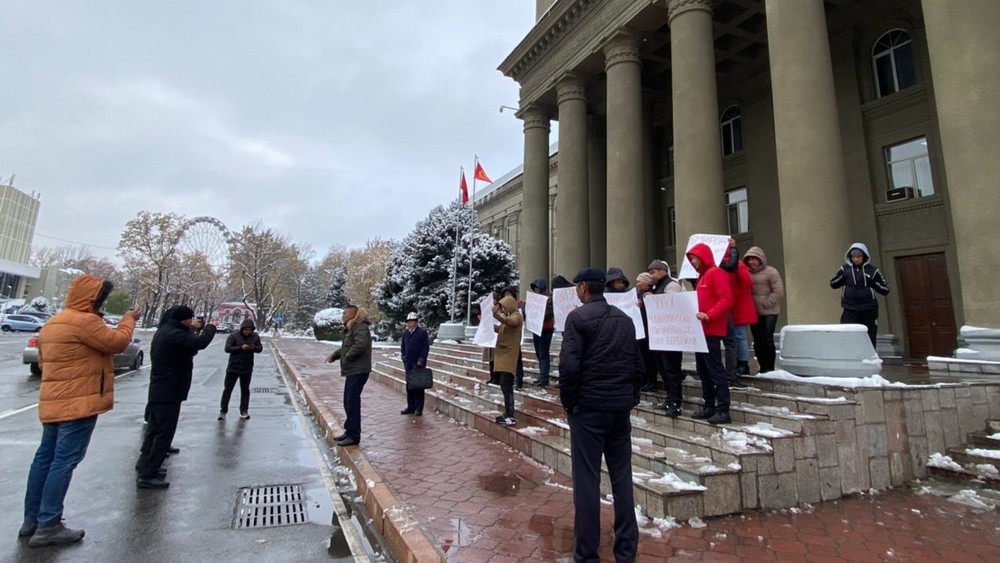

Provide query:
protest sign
left=676, top=233, right=731, bottom=280
left=643, top=292, right=707, bottom=353
left=553, top=286, right=582, bottom=332
left=472, top=293, right=497, bottom=347
left=605, top=288, right=645, bottom=340
left=524, top=291, right=547, bottom=336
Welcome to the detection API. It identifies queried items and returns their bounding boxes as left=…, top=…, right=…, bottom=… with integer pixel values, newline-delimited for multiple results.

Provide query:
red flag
left=459, top=169, right=469, bottom=204
left=474, top=161, right=492, bottom=184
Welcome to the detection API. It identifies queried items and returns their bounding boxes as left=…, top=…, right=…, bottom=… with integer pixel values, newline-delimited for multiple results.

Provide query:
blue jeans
left=24, top=416, right=98, bottom=527
left=532, top=329, right=553, bottom=382
left=735, top=324, right=749, bottom=362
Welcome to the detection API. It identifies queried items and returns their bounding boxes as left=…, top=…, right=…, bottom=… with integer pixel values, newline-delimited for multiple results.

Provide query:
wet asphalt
left=0, top=331, right=367, bottom=563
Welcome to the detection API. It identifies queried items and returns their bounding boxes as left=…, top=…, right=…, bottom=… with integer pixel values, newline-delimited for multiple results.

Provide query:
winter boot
left=691, top=407, right=716, bottom=420
left=707, top=411, right=732, bottom=425
left=663, top=403, right=682, bottom=418
left=28, top=523, right=85, bottom=547
left=737, top=361, right=751, bottom=376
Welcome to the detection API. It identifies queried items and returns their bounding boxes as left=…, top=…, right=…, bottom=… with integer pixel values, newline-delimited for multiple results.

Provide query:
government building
left=475, top=0, right=998, bottom=359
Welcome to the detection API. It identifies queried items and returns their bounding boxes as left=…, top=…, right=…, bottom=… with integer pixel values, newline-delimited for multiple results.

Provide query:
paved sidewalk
left=274, top=338, right=1000, bottom=562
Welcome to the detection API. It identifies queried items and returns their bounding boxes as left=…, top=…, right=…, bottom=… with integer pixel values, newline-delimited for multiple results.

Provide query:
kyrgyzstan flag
left=459, top=169, right=469, bottom=204
left=474, top=161, right=492, bottom=184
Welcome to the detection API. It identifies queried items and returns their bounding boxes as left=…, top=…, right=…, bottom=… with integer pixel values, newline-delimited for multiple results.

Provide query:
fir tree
left=327, top=266, right=347, bottom=308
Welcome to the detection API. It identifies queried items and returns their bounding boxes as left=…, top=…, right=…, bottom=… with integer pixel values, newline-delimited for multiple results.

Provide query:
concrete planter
left=957, top=326, right=1000, bottom=361
left=778, top=324, right=882, bottom=378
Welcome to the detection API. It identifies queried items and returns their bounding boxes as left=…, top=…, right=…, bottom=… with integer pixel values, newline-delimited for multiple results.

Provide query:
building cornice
left=499, top=0, right=601, bottom=83
left=875, top=195, right=943, bottom=217
left=861, top=86, right=928, bottom=121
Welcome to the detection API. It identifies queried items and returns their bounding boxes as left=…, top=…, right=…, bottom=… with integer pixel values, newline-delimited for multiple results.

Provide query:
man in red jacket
left=686, top=244, right=735, bottom=425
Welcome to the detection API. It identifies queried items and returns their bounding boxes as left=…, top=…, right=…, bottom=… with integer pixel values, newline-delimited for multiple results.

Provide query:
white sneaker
left=239, top=411, right=250, bottom=420
left=501, top=416, right=517, bottom=426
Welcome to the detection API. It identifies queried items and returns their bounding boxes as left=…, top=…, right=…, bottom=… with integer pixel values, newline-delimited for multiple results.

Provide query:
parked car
left=1, top=314, right=45, bottom=333
left=216, top=322, right=234, bottom=333
left=23, top=336, right=145, bottom=377
left=17, top=311, right=52, bottom=322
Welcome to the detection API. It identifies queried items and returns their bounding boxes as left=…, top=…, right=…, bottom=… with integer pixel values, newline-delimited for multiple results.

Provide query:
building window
left=667, top=206, right=676, bottom=247
left=885, top=137, right=934, bottom=198
left=726, top=187, right=749, bottom=235
left=873, top=29, right=917, bottom=98
left=720, top=106, right=743, bottom=156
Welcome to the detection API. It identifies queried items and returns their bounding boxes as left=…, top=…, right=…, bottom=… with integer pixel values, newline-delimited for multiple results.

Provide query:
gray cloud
left=0, top=0, right=533, bottom=260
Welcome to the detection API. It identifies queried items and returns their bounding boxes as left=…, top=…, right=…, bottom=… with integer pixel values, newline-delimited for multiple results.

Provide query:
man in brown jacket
left=20, top=275, right=141, bottom=547
left=492, top=295, right=523, bottom=426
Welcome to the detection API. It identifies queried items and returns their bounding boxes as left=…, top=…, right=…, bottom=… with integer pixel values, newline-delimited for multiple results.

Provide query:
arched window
left=720, top=106, right=743, bottom=156
left=873, top=29, right=917, bottom=98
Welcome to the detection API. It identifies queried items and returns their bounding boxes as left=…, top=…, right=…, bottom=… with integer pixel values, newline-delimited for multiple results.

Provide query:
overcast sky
left=0, top=1, right=535, bottom=263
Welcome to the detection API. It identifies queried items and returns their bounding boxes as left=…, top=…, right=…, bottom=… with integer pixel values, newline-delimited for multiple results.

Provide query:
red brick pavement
left=274, top=339, right=1000, bottom=562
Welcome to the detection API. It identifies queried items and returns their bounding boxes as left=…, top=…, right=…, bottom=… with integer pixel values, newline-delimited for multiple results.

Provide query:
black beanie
left=171, top=305, right=195, bottom=321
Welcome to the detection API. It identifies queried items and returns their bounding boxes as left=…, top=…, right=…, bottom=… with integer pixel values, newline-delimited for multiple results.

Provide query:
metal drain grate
left=251, top=387, right=279, bottom=393
left=234, top=484, right=307, bottom=529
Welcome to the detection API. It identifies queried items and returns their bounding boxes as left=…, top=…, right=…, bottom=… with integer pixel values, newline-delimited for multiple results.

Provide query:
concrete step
left=947, top=447, right=1000, bottom=473
left=965, top=431, right=1000, bottom=449
left=926, top=452, right=1000, bottom=490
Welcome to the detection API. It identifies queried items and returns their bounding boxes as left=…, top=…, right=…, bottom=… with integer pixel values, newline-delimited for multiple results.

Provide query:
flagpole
left=450, top=167, right=463, bottom=323
left=465, top=155, right=478, bottom=326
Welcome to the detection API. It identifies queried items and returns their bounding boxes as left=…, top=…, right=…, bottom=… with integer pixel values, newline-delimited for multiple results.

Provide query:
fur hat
left=170, top=305, right=196, bottom=321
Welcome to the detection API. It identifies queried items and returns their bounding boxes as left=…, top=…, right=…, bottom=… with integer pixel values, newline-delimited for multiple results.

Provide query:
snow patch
left=927, top=453, right=964, bottom=472
left=758, top=370, right=908, bottom=388
left=721, top=429, right=774, bottom=452
left=987, top=433, right=1000, bottom=441
left=743, top=422, right=796, bottom=438
left=687, top=517, right=707, bottom=529
left=948, top=489, right=995, bottom=511
left=518, top=426, right=548, bottom=435
left=966, top=448, right=1000, bottom=460
left=313, top=308, right=345, bottom=327
left=976, top=464, right=1000, bottom=477
left=646, top=472, right=707, bottom=491
left=546, top=418, right=569, bottom=430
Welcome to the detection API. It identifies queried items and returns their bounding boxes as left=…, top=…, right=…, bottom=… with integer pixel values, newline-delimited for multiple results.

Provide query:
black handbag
left=406, top=367, right=434, bottom=391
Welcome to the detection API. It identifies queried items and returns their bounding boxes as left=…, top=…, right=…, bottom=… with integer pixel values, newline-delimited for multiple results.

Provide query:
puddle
left=478, top=471, right=539, bottom=496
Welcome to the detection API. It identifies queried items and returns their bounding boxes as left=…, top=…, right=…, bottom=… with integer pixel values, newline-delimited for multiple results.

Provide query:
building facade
left=476, top=0, right=999, bottom=359
left=0, top=181, right=42, bottom=300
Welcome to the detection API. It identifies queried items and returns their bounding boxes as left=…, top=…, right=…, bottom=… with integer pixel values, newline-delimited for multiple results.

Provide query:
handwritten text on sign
left=553, top=287, right=582, bottom=332
left=473, top=293, right=497, bottom=348
left=524, top=291, right=547, bottom=337
left=605, top=289, right=645, bottom=340
left=676, top=233, right=731, bottom=280
left=643, top=292, right=707, bottom=353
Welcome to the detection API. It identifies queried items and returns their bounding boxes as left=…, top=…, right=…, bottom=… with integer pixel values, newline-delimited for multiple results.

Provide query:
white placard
left=676, top=234, right=732, bottom=280
left=472, top=293, right=497, bottom=347
left=605, top=289, right=645, bottom=340
left=553, top=286, right=582, bottom=332
left=524, top=292, right=547, bottom=337
left=643, top=292, right=708, bottom=353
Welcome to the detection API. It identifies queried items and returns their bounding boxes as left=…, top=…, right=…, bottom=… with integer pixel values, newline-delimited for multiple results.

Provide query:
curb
left=272, top=347, right=445, bottom=563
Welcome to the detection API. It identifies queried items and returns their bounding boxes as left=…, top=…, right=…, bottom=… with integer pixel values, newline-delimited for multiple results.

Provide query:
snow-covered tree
left=375, top=201, right=517, bottom=338
left=294, top=266, right=328, bottom=329
left=327, top=266, right=347, bottom=308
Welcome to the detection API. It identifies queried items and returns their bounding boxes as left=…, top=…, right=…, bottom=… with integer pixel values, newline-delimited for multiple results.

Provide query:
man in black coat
left=135, top=306, right=216, bottom=489
left=218, top=318, right=263, bottom=421
left=830, top=242, right=890, bottom=348
left=400, top=312, right=430, bottom=416
left=559, top=267, right=643, bottom=563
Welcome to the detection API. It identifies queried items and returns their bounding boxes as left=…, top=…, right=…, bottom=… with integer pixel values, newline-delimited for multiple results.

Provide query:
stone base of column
left=876, top=334, right=900, bottom=358
left=437, top=322, right=468, bottom=342
left=956, top=326, right=1000, bottom=362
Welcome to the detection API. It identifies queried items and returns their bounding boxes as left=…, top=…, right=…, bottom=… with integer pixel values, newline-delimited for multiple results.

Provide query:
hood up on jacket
left=499, top=296, right=518, bottom=314
left=742, top=246, right=769, bottom=272
left=844, top=242, right=871, bottom=265
left=240, top=318, right=256, bottom=331
left=605, top=267, right=630, bottom=289
left=686, top=243, right=717, bottom=275
left=64, top=274, right=113, bottom=314
left=529, top=278, right=548, bottom=293
left=551, top=275, right=573, bottom=289
left=347, top=307, right=368, bottom=329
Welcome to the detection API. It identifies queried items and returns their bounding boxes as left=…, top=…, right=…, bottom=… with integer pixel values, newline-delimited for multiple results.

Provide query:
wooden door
left=896, top=253, right=958, bottom=358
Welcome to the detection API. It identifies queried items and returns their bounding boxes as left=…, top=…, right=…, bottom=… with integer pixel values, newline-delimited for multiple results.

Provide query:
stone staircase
left=927, top=419, right=1000, bottom=489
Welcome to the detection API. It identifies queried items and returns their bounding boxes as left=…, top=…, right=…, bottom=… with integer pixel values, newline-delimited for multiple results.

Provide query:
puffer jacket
left=493, top=296, right=523, bottom=374
left=558, top=296, right=645, bottom=413
left=37, top=275, right=136, bottom=423
left=687, top=243, right=735, bottom=338
left=719, top=247, right=758, bottom=326
left=225, top=319, right=263, bottom=373
left=742, top=246, right=785, bottom=316
left=333, top=308, right=372, bottom=376
left=830, top=242, right=890, bottom=312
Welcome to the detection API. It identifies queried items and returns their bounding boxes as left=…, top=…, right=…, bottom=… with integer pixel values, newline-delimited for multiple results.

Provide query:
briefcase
left=406, top=367, right=434, bottom=391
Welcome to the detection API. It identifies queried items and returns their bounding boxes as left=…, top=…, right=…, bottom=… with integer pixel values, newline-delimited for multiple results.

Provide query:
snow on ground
left=742, top=422, right=797, bottom=438
left=989, top=433, right=1000, bottom=441
left=720, top=428, right=774, bottom=452
left=517, top=426, right=548, bottom=436
left=927, top=453, right=964, bottom=472
left=948, top=489, right=996, bottom=511
left=757, top=370, right=909, bottom=388
left=974, top=464, right=999, bottom=476
left=966, top=448, right=1000, bottom=460
left=646, top=472, right=707, bottom=491
left=687, top=517, right=707, bottom=528
left=792, top=395, right=851, bottom=403
left=546, top=418, right=569, bottom=430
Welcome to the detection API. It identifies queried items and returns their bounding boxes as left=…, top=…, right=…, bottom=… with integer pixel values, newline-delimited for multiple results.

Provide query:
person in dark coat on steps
left=559, top=267, right=643, bottom=563
left=830, top=242, right=889, bottom=348
left=136, top=306, right=216, bottom=489
left=218, top=318, right=263, bottom=420
left=529, top=277, right=556, bottom=387
left=400, top=312, right=430, bottom=416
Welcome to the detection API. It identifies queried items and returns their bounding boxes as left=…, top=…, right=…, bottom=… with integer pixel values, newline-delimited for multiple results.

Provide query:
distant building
left=215, top=302, right=257, bottom=325
left=0, top=180, right=42, bottom=300
left=21, top=267, right=83, bottom=310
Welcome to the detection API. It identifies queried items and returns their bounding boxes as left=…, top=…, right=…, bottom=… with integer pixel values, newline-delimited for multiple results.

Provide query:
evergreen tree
left=327, top=266, right=347, bottom=308
left=375, top=201, right=517, bottom=338
left=294, top=267, right=327, bottom=329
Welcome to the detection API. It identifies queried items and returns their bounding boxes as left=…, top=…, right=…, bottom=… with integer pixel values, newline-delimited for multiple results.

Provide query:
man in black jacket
left=559, top=267, right=643, bottom=563
left=325, top=305, right=372, bottom=447
left=830, top=242, right=890, bottom=348
left=136, top=306, right=217, bottom=489
left=218, top=318, right=263, bottom=421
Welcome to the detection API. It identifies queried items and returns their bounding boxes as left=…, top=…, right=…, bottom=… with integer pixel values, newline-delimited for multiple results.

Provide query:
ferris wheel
left=177, top=216, right=233, bottom=271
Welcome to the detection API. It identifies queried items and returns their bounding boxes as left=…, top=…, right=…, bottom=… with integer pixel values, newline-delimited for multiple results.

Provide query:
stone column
left=765, top=0, right=851, bottom=324
left=921, top=0, right=1000, bottom=329
left=587, top=117, right=608, bottom=268
left=669, top=0, right=726, bottom=266
left=604, top=35, right=646, bottom=277
left=555, top=76, right=590, bottom=275
left=518, top=105, right=552, bottom=290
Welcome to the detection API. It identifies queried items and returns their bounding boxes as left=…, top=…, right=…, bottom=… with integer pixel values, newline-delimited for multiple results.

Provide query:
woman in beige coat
left=742, top=247, right=785, bottom=372
left=492, top=296, right=523, bottom=425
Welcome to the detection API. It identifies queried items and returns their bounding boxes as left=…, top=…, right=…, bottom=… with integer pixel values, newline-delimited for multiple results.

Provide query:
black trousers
left=696, top=336, right=730, bottom=413
left=220, top=369, right=252, bottom=413
left=342, top=373, right=369, bottom=442
left=639, top=338, right=657, bottom=388
left=750, top=314, right=779, bottom=372
left=532, top=329, right=553, bottom=382
left=841, top=309, right=879, bottom=348
left=568, top=409, right=639, bottom=563
left=136, top=402, right=182, bottom=479
left=657, top=351, right=684, bottom=406
left=723, top=315, right=738, bottom=381
left=496, top=371, right=515, bottom=417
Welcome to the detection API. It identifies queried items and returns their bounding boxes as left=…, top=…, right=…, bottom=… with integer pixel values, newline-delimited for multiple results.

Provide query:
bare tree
left=118, top=211, right=185, bottom=326
left=344, top=238, right=394, bottom=325
left=229, top=222, right=302, bottom=329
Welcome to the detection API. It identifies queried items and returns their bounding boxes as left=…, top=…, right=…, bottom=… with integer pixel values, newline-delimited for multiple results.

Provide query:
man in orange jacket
left=20, top=275, right=141, bottom=547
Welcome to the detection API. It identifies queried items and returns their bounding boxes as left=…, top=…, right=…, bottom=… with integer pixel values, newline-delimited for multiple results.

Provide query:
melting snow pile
left=974, top=464, right=999, bottom=476
left=987, top=433, right=1000, bottom=441
left=967, top=448, right=1000, bottom=460
left=948, top=489, right=995, bottom=511
left=758, top=370, right=908, bottom=388
left=721, top=429, right=774, bottom=452
left=688, top=517, right=707, bottom=528
left=647, top=472, right=707, bottom=491
left=742, top=422, right=796, bottom=439
left=927, top=453, right=964, bottom=472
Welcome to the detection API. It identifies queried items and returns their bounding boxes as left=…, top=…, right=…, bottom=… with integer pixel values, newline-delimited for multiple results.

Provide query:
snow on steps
left=926, top=420, right=1000, bottom=491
